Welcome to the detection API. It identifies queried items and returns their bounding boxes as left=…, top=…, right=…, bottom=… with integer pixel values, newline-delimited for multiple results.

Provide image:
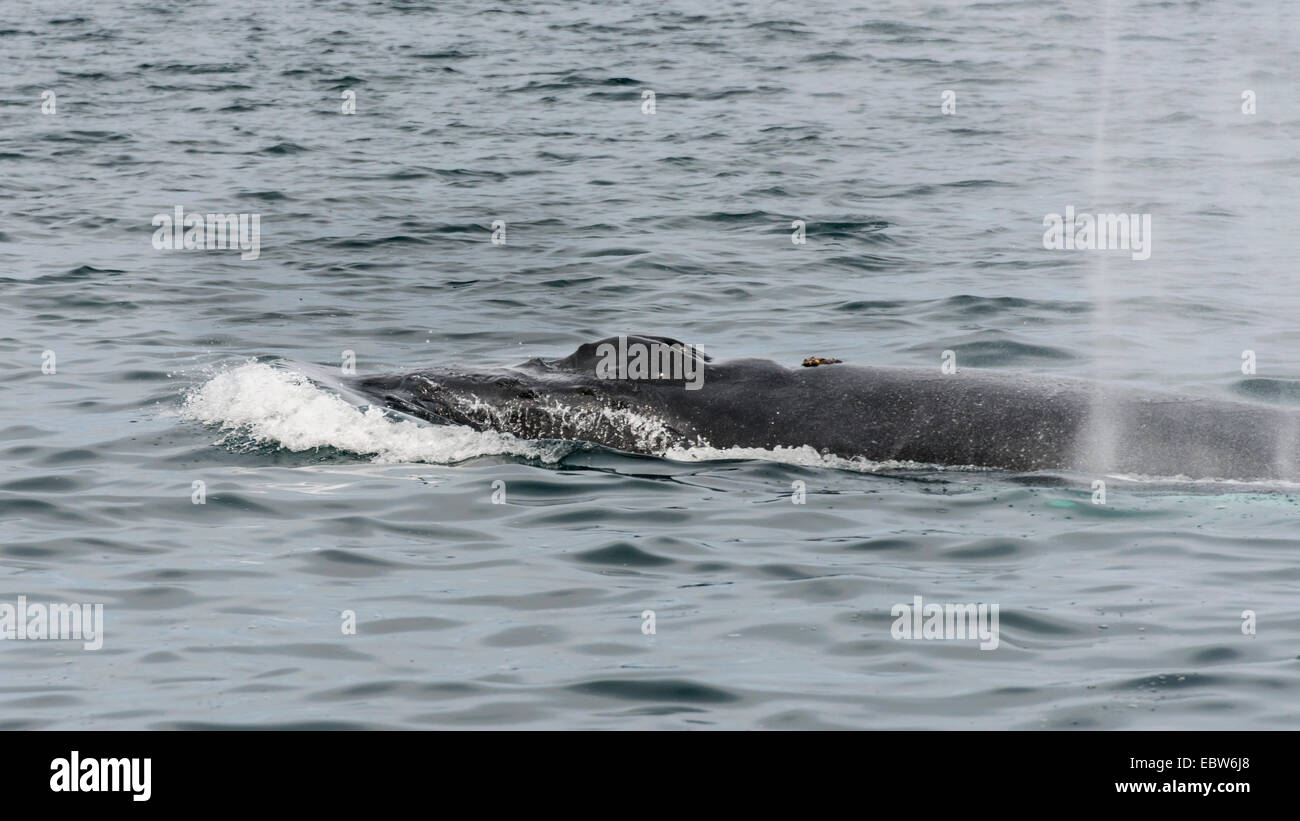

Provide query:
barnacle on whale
left=801, top=356, right=843, bottom=367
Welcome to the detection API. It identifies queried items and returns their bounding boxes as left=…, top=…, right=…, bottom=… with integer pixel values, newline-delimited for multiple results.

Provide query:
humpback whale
left=346, top=335, right=1300, bottom=479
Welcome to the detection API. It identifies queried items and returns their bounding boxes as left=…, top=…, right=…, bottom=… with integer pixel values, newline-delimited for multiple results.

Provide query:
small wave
left=180, top=362, right=561, bottom=464
left=257, top=142, right=309, bottom=155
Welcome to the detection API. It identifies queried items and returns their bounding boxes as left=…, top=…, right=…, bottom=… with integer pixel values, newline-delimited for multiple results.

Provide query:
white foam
left=453, top=393, right=684, bottom=454
left=181, top=362, right=562, bottom=464
left=1103, top=472, right=1300, bottom=491
left=662, top=443, right=965, bottom=473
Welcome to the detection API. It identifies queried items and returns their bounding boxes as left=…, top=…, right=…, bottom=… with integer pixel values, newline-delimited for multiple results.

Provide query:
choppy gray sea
left=2, top=0, right=1299, bottom=729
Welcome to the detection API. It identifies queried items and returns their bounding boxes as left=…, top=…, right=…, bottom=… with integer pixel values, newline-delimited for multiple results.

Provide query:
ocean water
left=2, top=0, right=1299, bottom=729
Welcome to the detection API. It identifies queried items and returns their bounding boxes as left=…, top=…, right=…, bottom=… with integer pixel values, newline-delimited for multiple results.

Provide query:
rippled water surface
left=2, top=0, right=1299, bottom=729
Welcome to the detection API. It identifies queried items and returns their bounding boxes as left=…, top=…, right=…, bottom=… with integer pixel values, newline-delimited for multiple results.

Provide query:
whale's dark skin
left=346, top=335, right=1300, bottom=479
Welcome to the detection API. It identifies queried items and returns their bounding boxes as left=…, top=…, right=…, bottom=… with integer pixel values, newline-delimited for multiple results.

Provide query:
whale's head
left=348, top=335, right=714, bottom=451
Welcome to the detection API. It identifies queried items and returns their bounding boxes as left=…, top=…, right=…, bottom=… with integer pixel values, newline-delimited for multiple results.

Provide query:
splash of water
left=181, top=362, right=563, bottom=464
